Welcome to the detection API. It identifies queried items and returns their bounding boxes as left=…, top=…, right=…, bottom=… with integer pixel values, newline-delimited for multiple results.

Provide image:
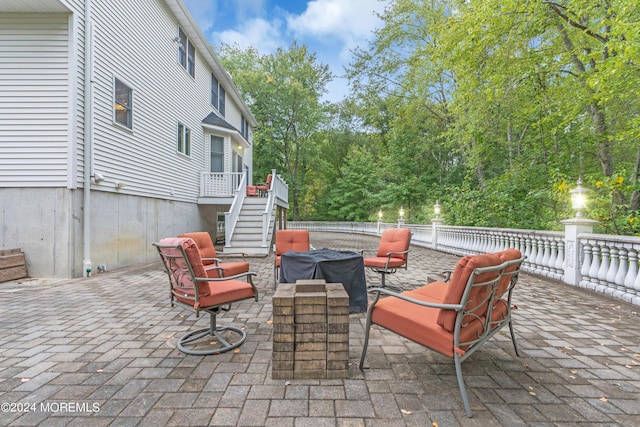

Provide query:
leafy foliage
left=218, top=0, right=640, bottom=234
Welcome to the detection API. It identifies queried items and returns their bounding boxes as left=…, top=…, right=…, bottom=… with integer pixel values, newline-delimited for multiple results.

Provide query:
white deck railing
left=200, top=172, right=243, bottom=197
left=288, top=220, right=640, bottom=306
left=224, top=173, right=247, bottom=248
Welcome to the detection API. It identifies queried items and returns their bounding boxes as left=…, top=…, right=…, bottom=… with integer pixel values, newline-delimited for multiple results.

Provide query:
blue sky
left=183, top=0, right=390, bottom=103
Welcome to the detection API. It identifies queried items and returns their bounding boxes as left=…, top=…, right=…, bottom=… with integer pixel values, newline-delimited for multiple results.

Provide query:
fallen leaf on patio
left=564, top=346, right=573, bottom=350
left=285, top=381, right=291, bottom=385
left=570, top=370, right=577, bottom=374
left=620, top=347, right=629, bottom=352
left=529, top=391, right=537, bottom=396
left=234, top=348, right=240, bottom=353
left=634, top=353, right=640, bottom=358
left=631, top=360, right=640, bottom=365
left=625, top=365, right=633, bottom=368
left=21, top=378, right=29, bottom=382
left=400, top=409, right=412, bottom=414
left=96, top=369, right=103, bottom=372
left=432, top=422, right=439, bottom=427
left=599, top=397, right=608, bottom=403
left=266, top=320, right=273, bottom=325
left=210, top=341, right=218, bottom=345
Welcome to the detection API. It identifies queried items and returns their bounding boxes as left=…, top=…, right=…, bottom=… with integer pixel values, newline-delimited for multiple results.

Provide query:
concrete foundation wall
left=0, top=188, right=211, bottom=278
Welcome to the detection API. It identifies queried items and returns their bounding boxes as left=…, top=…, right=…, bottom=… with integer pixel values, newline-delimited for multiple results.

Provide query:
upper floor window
left=211, top=74, right=226, bottom=116
left=113, top=78, right=132, bottom=129
left=178, top=27, right=195, bottom=78
left=177, top=122, right=191, bottom=156
left=241, top=116, right=249, bottom=140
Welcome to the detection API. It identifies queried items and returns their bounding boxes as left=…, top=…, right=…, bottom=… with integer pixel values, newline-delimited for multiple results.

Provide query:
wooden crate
left=0, top=248, right=27, bottom=283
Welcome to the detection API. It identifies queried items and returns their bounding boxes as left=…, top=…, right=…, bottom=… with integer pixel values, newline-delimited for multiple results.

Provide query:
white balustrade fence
left=200, top=172, right=243, bottom=197
left=288, top=220, right=640, bottom=307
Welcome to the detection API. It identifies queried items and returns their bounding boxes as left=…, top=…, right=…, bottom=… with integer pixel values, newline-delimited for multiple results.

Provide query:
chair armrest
left=360, top=248, right=377, bottom=256
left=215, top=253, right=247, bottom=261
left=196, top=271, right=257, bottom=282
left=383, top=249, right=410, bottom=257
left=201, top=257, right=220, bottom=265
left=367, top=287, right=463, bottom=311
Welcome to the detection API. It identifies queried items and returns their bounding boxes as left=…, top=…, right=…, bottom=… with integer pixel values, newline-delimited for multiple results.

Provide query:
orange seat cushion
left=371, top=286, right=485, bottom=357
left=363, top=256, right=406, bottom=269
left=218, top=261, right=250, bottom=277
left=174, top=279, right=255, bottom=309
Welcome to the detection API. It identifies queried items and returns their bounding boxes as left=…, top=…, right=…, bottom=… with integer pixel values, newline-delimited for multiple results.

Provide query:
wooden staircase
left=224, top=196, right=275, bottom=256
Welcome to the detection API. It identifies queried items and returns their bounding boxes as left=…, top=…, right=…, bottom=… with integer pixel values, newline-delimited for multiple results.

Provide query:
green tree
left=218, top=42, right=333, bottom=220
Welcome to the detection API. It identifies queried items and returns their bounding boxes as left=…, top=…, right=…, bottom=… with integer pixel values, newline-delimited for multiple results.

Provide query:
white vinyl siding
left=0, top=14, right=69, bottom=187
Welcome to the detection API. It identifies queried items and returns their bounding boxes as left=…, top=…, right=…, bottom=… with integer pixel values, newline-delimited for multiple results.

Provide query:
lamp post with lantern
left=562, top=178, right=598, bottom=286
left=432, top=201, right=443, bottom=250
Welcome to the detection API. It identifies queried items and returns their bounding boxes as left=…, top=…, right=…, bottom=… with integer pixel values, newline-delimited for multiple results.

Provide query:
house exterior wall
left=0, top=13, right=71, bottom=187
left=0, top=0, right=255, bottom=278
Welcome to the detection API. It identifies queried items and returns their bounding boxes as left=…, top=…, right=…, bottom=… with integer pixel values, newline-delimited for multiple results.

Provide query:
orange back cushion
left=493, top=248, right=522, bottom=298
left=158, top=237, right=210, bottom=298
left=179, top=232, right=217, bottom=260
left=377, top=228, right=411, bottom=261
left=275, top=230, right=310, bottom=255
left=436, top=252, right=502, bottom=332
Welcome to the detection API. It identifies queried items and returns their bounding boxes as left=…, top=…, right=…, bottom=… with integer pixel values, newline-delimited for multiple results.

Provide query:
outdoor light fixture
left=378, top=209, right=383, bottom=220
left=173, top=36, right=181, bottom=44
left=399, top=206, right=404, bottom=220
left=570, top=178, right=588, bottom=217
left=93, top=172, right=105, bottom=184
left=434, top=201, right=441, bottom=218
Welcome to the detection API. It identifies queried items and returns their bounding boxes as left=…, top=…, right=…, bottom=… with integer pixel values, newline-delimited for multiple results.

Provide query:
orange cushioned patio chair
left=153, top=237, right=258, bottom=355
left=361, top=228, right=411, bottom=291
left=359, top=249, right=524, bottom=418
left=255, top=173, right=273, bottom=196
left=178, top=231, right=249, bottom=278
left=273, top=229, right=310, bottom=287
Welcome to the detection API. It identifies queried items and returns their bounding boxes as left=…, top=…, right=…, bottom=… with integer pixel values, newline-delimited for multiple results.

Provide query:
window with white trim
left=210, top=135, right=224, bottom=172
left=177, top=122, right=191, bottom=156
left=178, top=27, right=195, bottom=78
left=113, top=78, right=133, bottom=129
left=211, top=73, right=226, bottom=116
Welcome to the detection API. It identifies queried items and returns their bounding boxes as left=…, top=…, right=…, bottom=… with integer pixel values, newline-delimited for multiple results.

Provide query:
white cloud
left=213, top=18, right=284, bottom=53
left=287, top=0, right=388, bottom=41
left=286, top=0, right=389, bottom=62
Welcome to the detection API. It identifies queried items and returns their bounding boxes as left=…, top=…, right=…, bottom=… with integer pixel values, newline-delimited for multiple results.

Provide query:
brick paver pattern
left=0, top=232, right=639, bottom=426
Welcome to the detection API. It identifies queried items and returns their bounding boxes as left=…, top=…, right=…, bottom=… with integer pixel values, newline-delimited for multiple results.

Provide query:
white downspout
left=82, top=0, right=94, bottom=277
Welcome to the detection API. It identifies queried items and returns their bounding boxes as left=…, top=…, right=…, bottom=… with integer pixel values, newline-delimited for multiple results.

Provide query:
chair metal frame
left=361, top=229, right=411, bottom=292
left=154, top=239, right=258, bottom=355
left=359, top=255, right=524, bottom=417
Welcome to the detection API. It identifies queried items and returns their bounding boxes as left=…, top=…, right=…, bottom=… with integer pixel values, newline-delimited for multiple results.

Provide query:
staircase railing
left=224, top=173, right=247, bottom=248
left=261, top=169, right=288, bottom=247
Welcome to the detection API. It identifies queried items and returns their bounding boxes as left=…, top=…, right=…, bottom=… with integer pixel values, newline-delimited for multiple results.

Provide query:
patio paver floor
left=1, top=231, right=639, bottom=426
